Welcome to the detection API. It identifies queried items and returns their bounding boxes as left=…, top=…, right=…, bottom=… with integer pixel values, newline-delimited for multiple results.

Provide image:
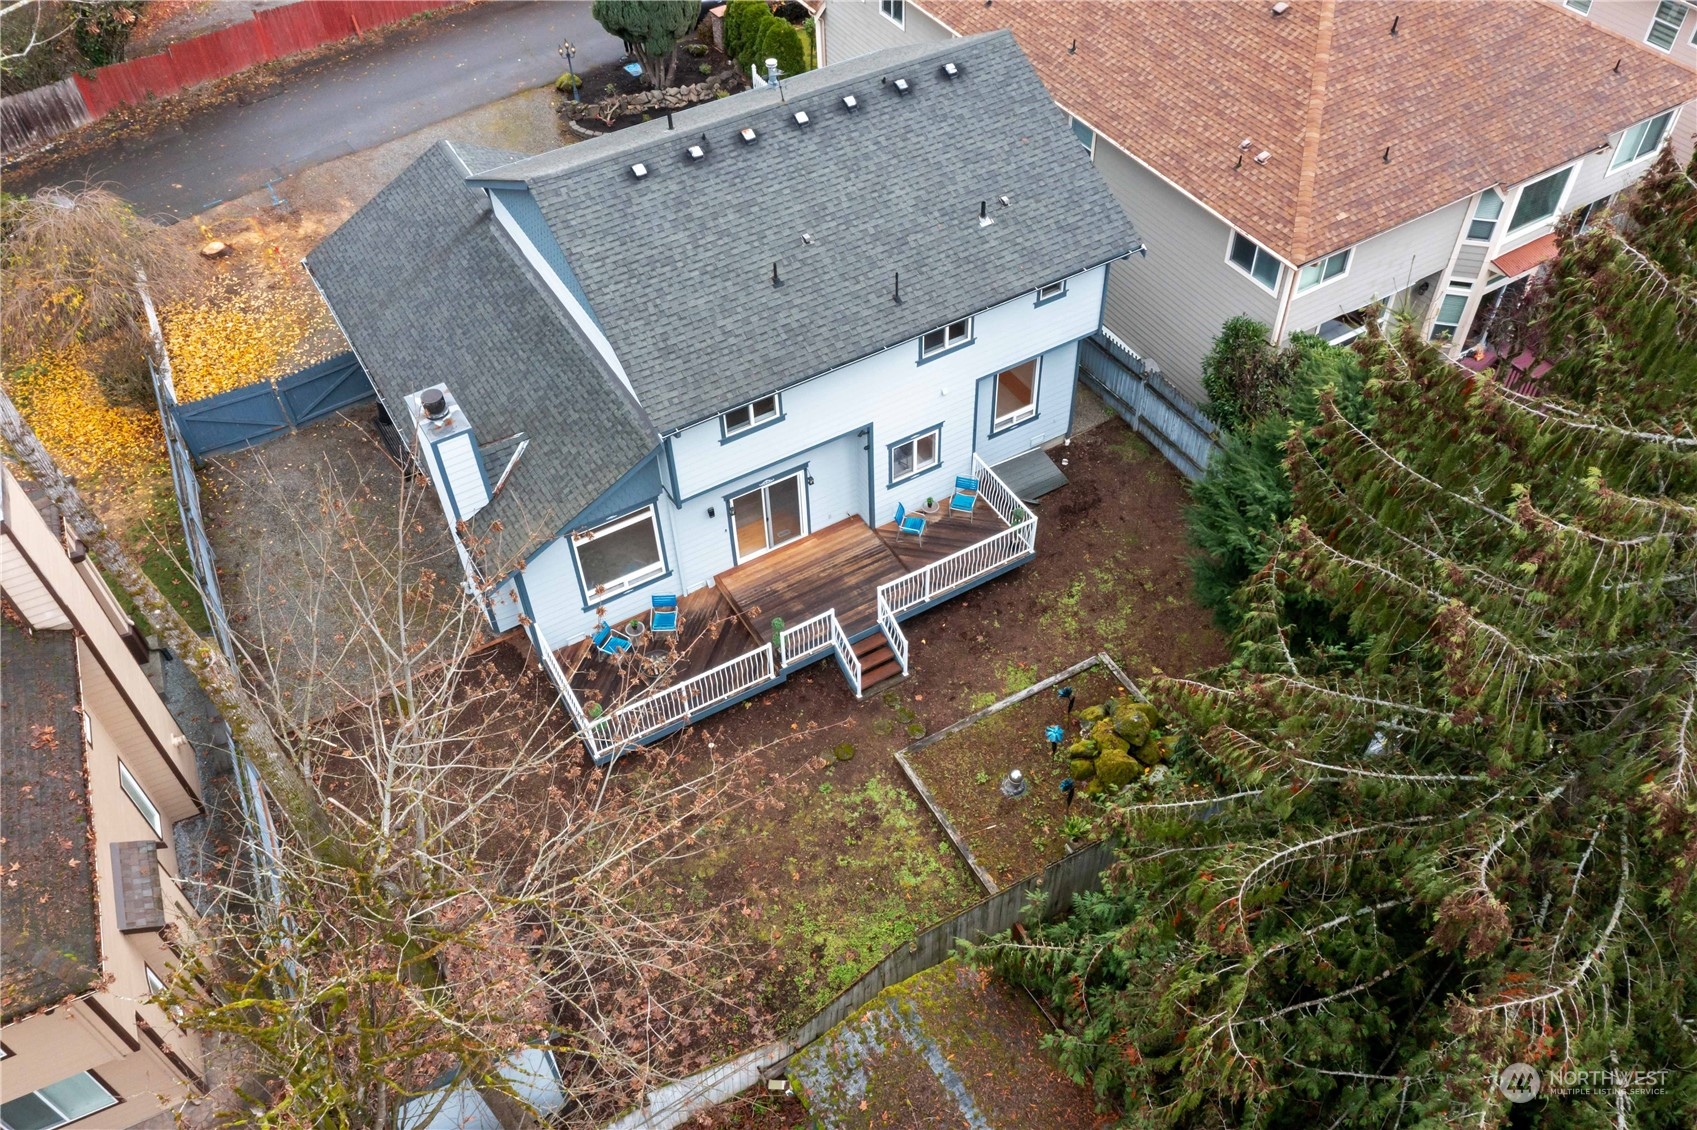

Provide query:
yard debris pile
left=163, top=275, right=340, bottom=403
left=1062, top=695, right=1176, bottom=792
left=3, top=347, right=161, bottom=478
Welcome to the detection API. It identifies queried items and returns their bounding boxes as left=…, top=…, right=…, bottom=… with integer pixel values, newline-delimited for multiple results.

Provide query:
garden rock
left=1088, top=720, right=1131, bottom=759
left=1068, top=757, right=1096, bottom=780
left=1095, top=748, right=1140, bottom=790
left=1111, top=701, right=1156, bottom=747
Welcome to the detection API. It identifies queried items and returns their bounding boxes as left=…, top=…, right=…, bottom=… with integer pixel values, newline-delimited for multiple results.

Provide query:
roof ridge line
left=1288, top=0, right=1336, bottom=266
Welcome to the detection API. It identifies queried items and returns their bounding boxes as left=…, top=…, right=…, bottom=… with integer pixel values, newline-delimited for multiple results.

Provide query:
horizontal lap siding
left=1285, top=197, right=1468, bottom=334
left=1094, top=145, right=1278, bottom=406
left=820, top=0, right=955, bottom=64
left=972, top=338, right=1078, bottom=466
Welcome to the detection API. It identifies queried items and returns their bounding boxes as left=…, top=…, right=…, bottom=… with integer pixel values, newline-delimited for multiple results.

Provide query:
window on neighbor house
left=572, top=507, right=664, bottom=598
left=920, top=317, right=971, bottom=357
left=1, top=1072, right=118, bottom=1130
left=880, top=0, right=904, bottom=27
left=1036, top=280, right=1067, bottom=302
left=1297, top=248, right=1351, bottom=292
left=721, top=393, right=780, bottom=437
left=1610, top=110, right=1674, bottom=171
left=1646, top=0, right=1689, bottom=49
left=1564, top=0, right=1592, bottom=11
left=1468, top=188, right=1504, bottom=241
left=1070, top=116, right=1095, bottom=156
left=890, top=428, right=941, bottom=483
left=993, top=359, right=1040, bottom=430
left=1508, top=166, right=1573, bottom=232
left=1227, top=231, right=1282, bottom=291
left=119, top=760, right=163, bottom=838
left=1429, top=292, right=1469, bottom=341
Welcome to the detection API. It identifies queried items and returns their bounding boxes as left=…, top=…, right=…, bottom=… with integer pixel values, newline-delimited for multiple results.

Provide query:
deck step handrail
left=876, top=590, right=909, bottom=675
left=530, top=623, right=611, bottom=759
left=588, top=642, right=776, bottom=749
left=779, top=609, right=838, bottom=668
left=827, top=613, right=864, bottom=696
left=877, top=516, right=1038, bottom=616
left=971, top=452, right=1029, bottom=530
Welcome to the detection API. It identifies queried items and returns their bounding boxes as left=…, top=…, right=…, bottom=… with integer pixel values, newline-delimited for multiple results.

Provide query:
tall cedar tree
left=982, top=149, right=1697, bottom=1127
left=590, top=0, right=698, bottom=90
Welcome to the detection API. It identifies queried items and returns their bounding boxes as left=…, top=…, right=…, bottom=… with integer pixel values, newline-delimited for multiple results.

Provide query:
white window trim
left=1465, top=188, right=1505, bottom=243
left=145, top=964, right=167, bottom=997
left=1036, top=280, right=1067, bottom=302
left=1645, top=0, right=1689, bottom=50
left=118, top=760, right=163, bottom=838
left=1, top=1071, right=119, bottom=1130
left=890, top=428, right=942, bottom=484
left=1224, top=230, right=1283, bottom=293
left=1429, top=290, right=1471, bottom=341
left=1296, top=248, right=1352, bottom=294
left=879, top=0, right=904, bottom=28
left=571, top=506, right=665, bottom=600
left=1609, top=109, right=1677, bottom=173
left=992, top=358, right=1042, bottom=431
left=919, top=316, right=972, bottom=358
left=721, top=393, right=781, bottom=437
left=1564, top=0, right=1591, bottom=11
left=1504, top=160, right=1581, bottom=235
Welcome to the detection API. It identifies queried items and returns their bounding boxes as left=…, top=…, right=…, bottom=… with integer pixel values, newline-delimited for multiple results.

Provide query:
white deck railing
left=530, top=621, right=776, bottom=761
left=779, top=608, right=864, bottom=694
left=971, top=452, right=1031, bottom=534
left=876, top=590, right=908, bottom=675
left=878, top=455, right=1038, bottom=616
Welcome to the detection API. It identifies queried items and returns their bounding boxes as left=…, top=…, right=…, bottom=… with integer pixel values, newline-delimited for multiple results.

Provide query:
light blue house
left=307, top=31, right=1140, bottom=760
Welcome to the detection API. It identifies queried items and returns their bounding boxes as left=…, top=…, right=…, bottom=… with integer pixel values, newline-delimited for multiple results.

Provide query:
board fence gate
left=170, top=352, right=374, bottom=460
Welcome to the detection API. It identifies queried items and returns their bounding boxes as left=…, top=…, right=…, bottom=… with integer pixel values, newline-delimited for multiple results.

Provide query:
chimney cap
left=421, top=389, right=448, bottom=420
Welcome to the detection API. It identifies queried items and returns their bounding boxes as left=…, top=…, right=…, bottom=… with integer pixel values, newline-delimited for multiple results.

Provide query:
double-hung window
left=993, top=359, right=1040, bottom=430
left=1, top=1072, right=118, bottom=1130
left=1646, top=0, right=1689, bottom=49
left=721, top=393, right=779, bottom=437
left=1429, top=292, right=1469, bottom=341
left=1610, top=110, right=1675, bottom=171
left=572, top=506, right=664, bottom=599
left=920, top=317, right=971, bottom=358
left=1507, top=166, right=1573, bottom=232
left=1296, top=248, right=1350, bottom=292
left=890, top=428, right=941, bottom=483
left=880, top=0, right=904, bottom=27
left=119, top=760, right=163, bottom=838
left=1227, top=231, right=1281, bottom=291
left=1467, top=188, right=1504, bottom=242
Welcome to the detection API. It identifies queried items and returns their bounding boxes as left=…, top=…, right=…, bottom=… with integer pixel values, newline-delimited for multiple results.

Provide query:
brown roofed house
left=2, top=466, right=207, bottom=1129
left=819, top=0, right=1697, bottom=404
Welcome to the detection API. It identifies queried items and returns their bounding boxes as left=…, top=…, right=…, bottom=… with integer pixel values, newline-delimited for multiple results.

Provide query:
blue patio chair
left=650, top=594, right=679, bottom=633
left=950, top=476, right=980, bottom=521
left=592, top=621, right=631, bottom=658
left=894, top=501, right=926, bottom=543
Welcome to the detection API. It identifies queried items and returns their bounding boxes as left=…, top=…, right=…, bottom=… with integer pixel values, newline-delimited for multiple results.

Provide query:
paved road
left=8, top=1, right=624, bottom=219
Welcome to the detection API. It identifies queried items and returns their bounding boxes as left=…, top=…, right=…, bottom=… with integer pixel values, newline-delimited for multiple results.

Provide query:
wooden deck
left=718, top=504, right=1009, bottom=640
left=558, top=586, right=760, bottom=712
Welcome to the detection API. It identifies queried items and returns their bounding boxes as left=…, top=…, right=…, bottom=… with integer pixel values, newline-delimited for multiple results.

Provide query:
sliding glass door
left=730, top=472, right=806, bottom=561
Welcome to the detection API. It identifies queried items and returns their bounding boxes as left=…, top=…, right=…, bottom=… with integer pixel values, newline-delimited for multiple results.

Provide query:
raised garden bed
left=899, top=654, right=1160, bottom=890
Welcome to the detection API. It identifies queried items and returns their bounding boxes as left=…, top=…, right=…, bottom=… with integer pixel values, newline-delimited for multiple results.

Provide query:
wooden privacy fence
left=1080, top=329, right=1221, bottom=480
left=1, top=1, right=455, bottom=155
left=171, top=351, right=374, bottom=459
left=781, top=838, right=1116, bottom=1056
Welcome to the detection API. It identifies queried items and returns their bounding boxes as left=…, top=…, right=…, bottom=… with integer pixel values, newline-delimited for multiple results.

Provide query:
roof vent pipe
left=979, top=200, right=993, bottom=227
left=893, top=271, right=901, bottom=303
left=422, top=389, right=448, bottom=420
left=666, top=111, right=674, bottom=130
left=1389, top=14, right=1399, bottom=35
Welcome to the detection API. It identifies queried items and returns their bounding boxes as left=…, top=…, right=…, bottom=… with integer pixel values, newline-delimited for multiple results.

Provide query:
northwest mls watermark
left=1496, top=1062, right=1673, bottom=1103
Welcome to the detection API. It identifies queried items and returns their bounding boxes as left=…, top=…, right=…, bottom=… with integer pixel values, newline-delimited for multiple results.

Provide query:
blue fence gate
left=171, top=352, right=374, bottom=460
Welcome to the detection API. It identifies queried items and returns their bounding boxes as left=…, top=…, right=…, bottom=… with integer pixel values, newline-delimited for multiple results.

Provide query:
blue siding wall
left=972, top=339, right=1079, bottom=467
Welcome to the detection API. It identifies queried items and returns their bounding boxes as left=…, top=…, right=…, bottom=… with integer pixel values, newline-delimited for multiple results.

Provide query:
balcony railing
left=877, top=455, right=1037, bottom=617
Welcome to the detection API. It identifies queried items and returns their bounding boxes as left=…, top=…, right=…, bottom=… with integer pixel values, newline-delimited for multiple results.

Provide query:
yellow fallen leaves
left=5, top=348, right=161, bottom=479
left=163, top=282, right=335, bottom=404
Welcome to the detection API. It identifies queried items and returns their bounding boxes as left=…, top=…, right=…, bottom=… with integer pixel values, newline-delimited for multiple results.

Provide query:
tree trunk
left=0, top=387, right=349, bottom=867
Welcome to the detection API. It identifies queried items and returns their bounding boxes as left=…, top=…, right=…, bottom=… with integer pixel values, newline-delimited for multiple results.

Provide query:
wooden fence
left=1, top=1, right=455, bottom=155
left=1080, top=330, right=1222, bottom=480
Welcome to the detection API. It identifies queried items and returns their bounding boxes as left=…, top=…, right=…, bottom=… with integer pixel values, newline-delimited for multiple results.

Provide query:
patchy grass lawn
left=905, top=662, right=1129, bottom=888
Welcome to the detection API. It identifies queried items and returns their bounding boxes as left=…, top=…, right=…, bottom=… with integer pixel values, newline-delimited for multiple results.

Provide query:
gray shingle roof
left=1, top=613, right=99, bottom=1022
left=478, top=30, right=1139, bottom=434
left=306, top=142, right=656, bottom=576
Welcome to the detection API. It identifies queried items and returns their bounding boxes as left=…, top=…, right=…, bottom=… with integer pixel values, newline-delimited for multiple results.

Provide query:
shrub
left=723, top=0, right=766, bottom=62
left=555, top=71, right=582, bottom=92
left=687, top=42, right=709, bottom=56
left=754, top=17, right=806, bottom=77
left=699, top=62, right=713, bottom=76
left=1200, top=316, right=1297, bottom=432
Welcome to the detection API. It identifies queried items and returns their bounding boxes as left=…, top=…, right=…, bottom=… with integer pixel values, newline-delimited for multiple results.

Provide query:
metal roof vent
left=630, top=162, right=649, bottom=178
left=740, top=127, right=757, bottom=143
left=941, top=61, right=959, bottom=78
left=1254, top=150, right=1270, bottom=164
left=793, top=110, right=810, bottom=125
left=893, top=77, right=910, bottom=94
left=842, top=94, right=858, bottom=110
left=1271, top=1, right=1289, bottom=14
left=421, top=389, right=448, bottom=420
left=687, top=144, right=705, bottom=160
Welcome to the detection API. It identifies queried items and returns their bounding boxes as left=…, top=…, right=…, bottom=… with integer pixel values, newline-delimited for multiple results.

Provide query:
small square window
left=1430, top=292, right=1469, bottom=341
left=1467, top=188, right=1504, bottom=241
left=145, top=965, right=166, bottom=998
left=1070, top=116, right=1095, bottom=156
left=1610, top=110, right=1674, bottom=172
left=722, top=394, right=780, bottom=437
left=920, top=318, right=971, bottom=358
left=1564, top=0, right=1591, bottom=12
left=1646, top=0, right=1688, bottom=49
left=993, top=359, right=1040, bottom=430
left=119, top=760, right=163, bottom=838
left=890, top=428, right=941, bottom=483
left=1227, top=231, right=1281, bottom=291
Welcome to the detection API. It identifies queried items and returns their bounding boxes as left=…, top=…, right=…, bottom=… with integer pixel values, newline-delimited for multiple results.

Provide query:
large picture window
left=1, top=1072, right=118, bottom=1130
left=1227, top=231, right=1281, bottom=291
left=1610, top=110, right=1674, bottom=172
left=572, top=507, right=664, bottom=599
left=993, top=359, right=1040, bottom=430
left=890, top=428, right=941, bottom=483
left=1508, top=167, right=1573, bottom=232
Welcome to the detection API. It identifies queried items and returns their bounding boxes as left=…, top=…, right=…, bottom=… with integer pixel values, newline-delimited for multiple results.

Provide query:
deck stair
left=853, top=629, right=903, bottom=693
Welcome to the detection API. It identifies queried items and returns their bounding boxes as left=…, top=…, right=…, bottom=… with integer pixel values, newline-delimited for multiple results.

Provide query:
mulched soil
left=560, top=34, right=746, bottom=134
left=904, top=663, right=1130, bottom=887
left=615, top=407, right=1227, bottom=1064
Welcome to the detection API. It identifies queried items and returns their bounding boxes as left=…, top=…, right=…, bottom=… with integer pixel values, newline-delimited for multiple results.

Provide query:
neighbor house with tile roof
left=819, top=0, right=1697, bottom=406
left=1, top=466, right=206, bottom=1129
left=306, top=32, right=1139, bottom=762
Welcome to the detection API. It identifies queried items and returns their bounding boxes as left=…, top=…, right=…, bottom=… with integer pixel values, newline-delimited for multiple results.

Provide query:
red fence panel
left=166, top=21, right=268, bottom=88
left=75, top=51, right=177, bottom=116
left=254, top=2, right=343, bottom=57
